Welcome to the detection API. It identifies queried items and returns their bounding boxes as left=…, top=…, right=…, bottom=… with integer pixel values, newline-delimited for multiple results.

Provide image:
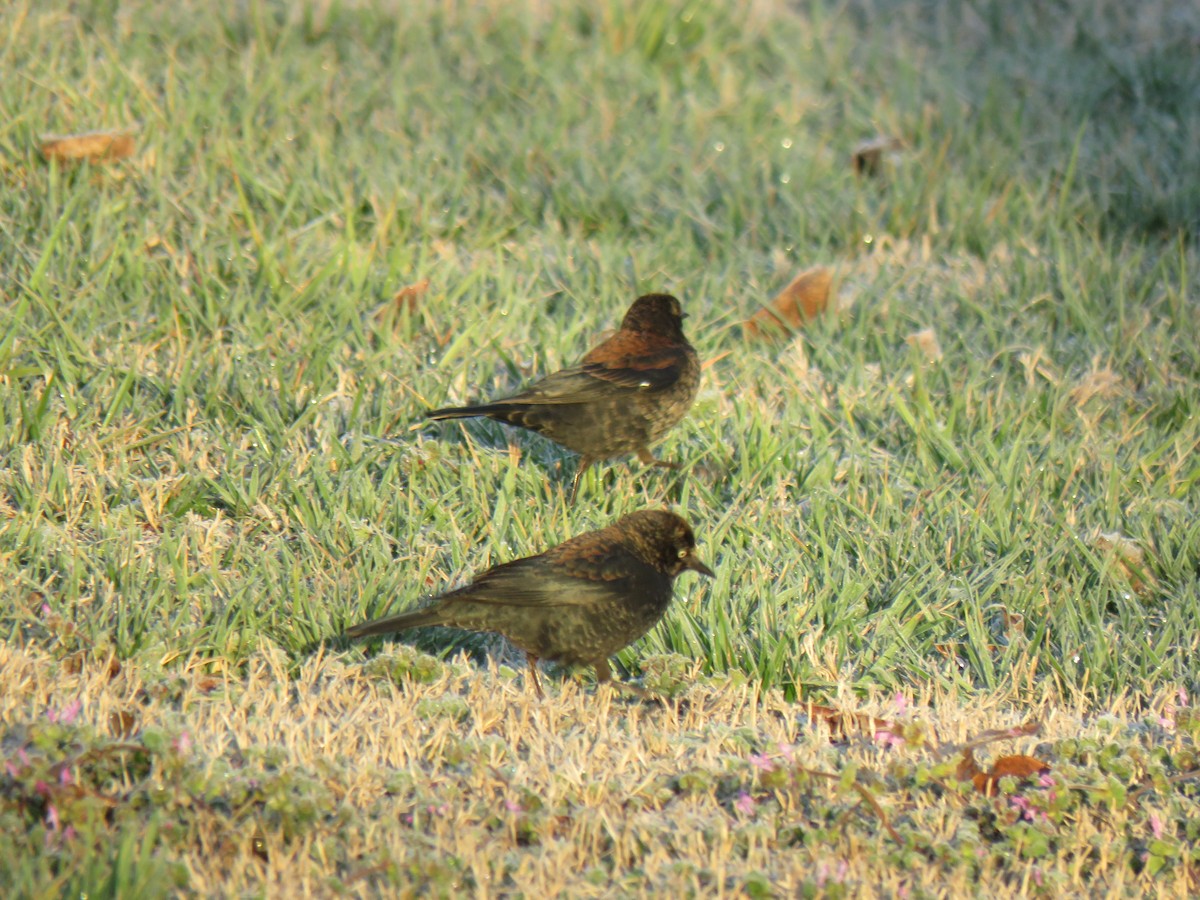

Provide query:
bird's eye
left=677, top=548, right=688, bottom=559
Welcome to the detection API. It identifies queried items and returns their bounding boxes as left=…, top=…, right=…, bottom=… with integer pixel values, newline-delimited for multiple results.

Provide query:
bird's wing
left=494, top=334, right=687, bottom=405
left=502, top=366, right=620, bottom=405
left=578, top=335, right=687, bottom=391
left=447, top=538, right=654, bottom=609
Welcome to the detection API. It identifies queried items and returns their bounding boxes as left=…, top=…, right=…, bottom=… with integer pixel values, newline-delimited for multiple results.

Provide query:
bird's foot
left=636, top=448, right=679, bottom=470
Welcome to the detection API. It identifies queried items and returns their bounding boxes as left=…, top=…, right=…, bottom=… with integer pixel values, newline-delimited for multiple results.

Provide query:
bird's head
left=620, top=293, right=688, bottom=341
left=619, top=509, right=715, bottom=580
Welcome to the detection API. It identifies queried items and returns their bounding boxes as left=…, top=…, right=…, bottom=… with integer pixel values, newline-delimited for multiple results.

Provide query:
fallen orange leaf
left=972, top=753, right=1051, bottom=796
left=745, top=266, right=834, bottom=339
left=391, top=278, right=430, bottom=312
left=372, top=279, right=432, bottom=329
left=40, top=127, right=138, bottom=163
left=990, top=754, right=1051, bottom=779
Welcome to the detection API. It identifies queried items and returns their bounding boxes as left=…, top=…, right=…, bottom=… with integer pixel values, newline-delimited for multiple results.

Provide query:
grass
left=3, top=643, right=1199, bottom=896
left=2, top=0, right=1199, bottom=894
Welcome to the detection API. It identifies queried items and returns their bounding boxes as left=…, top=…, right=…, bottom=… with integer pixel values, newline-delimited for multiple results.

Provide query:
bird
left=345, top=510, right=714, bottom=696
left=426, top=293, right=701, bottom=503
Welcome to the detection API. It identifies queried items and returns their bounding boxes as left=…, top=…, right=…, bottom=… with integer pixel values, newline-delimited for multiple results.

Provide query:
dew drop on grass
left=714, top=142, right=725, bottom=152
left=781, top=138, right=793, bottom=149
left=780, top=174, right=790, bottom=184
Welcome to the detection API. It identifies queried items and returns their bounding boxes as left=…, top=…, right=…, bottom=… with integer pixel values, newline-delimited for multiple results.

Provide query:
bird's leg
left=527, top=654, right=544, bottom=698
left=592, top=659, right=612, bottom=684
left=636, top=448, right=679, bottom=470
left=593, top=660, right=660, bottom=702
left=568, top=456, right=595, bottom=505
left=593, top=659, right=651, bottom=699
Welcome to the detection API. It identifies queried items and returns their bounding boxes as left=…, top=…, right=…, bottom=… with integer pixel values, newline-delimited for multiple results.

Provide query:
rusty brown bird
left=426, top=293, right=701, bottom=502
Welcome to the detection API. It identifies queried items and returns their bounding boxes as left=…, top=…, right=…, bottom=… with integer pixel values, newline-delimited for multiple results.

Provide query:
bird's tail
left=427, top=403, right=513, bottom=421
left=345, top=606, right=443, bottom=640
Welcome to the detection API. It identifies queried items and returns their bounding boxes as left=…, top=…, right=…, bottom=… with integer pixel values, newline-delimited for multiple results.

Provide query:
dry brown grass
left=3, top=642, right=1196, bottom=896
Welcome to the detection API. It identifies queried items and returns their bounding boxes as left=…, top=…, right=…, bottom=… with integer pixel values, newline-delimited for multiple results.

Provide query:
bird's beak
left=684, top=553, right=715, bottom=578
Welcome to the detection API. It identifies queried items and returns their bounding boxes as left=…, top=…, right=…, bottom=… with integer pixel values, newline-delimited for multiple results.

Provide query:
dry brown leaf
left=372, top=279, right=432, bottom=332
left=109, top=708, right=138, bottom=738
left=905, top=327, right=943, bottom=362
left=745, top=266, right=834, bottom=339
left=40, top=127, right=138, bottom=163
left=1069, top=365, right=1123, bottom=406
left=800, top=702, right=894, bottom=742
left=989, top=754, right=1051, bottom=779
left=956, top=747, right=984, bottom=783
left=852, top=136, right=905, bottom=177
left=972, top=753, right=1051, bottom=796
left=1092, top=531, right=1155, bottom=595
left=389, top=279, right=430, bottom=314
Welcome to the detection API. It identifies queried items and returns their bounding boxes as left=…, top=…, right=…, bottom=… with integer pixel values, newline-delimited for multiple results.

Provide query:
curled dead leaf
left=1069, top=364, right=1123, bottom=406
left=1092, top=530, right=1155, bottom=596
left=800, top=702, right=895, bottom=742
left=372, top=279, right=431, bottom=329
left=905, top=327, right=943, bottom=362
left=745, top=266, right=834, bottom=340
left=109, top=709, right=138, bottom=738
left=40, top=126, right=138, bottom=163
left=853, top=135, right=905, bottom=177
left=390, top=279, right=430, bottom=313
left=956, top=748, right=984, bottom=783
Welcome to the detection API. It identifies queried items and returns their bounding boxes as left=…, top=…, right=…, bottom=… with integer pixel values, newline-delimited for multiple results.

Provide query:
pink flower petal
left=735, top=791, right=756, bottom=815
left=1149, top=812, right=1165, bottom=840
